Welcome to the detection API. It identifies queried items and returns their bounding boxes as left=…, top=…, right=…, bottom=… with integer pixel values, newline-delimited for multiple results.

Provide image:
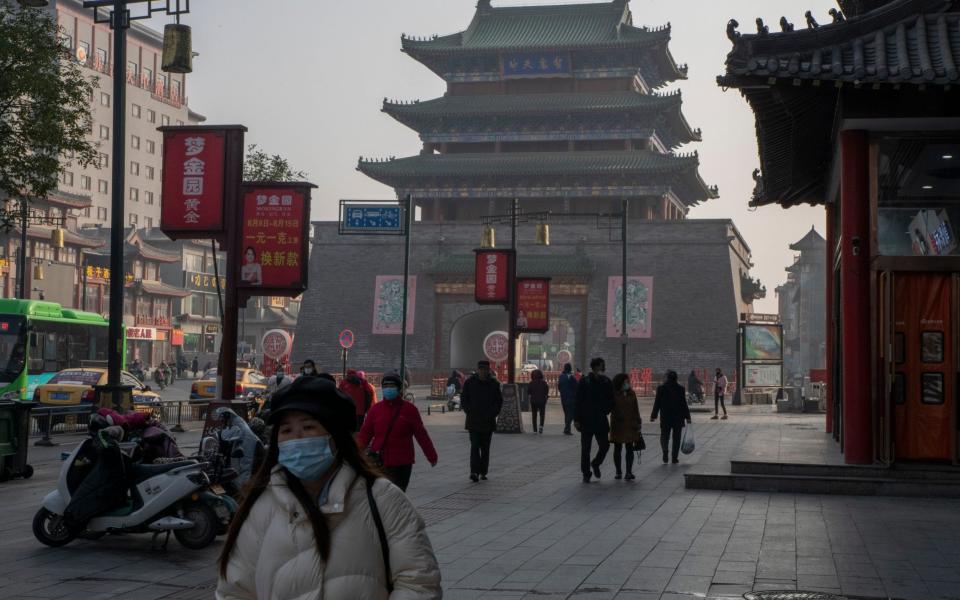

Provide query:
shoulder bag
left=366, top=404, right=402, bottom=468
left=365, top=478, right=394, bottom=593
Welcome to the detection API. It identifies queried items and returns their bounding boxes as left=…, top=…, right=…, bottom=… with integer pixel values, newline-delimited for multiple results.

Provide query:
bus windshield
left=0, top=317, right=27, bottom=385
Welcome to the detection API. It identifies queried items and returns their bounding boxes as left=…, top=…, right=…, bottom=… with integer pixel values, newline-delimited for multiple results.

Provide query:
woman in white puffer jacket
left=216, top=377, right=442, bottom=600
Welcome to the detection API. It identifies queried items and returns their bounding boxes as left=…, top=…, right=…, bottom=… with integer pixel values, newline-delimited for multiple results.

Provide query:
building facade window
left=99, top=125, right=109, bottom=140
left=143, top=67, right=153, bottom=87
left=129, top=187, right=138, bottom=202
left=97, top=207, right=107, bottom=220
left=145, top=191, right=154, bottom=205
left=60, top=171, right=73, bottom=186
left=146, top=140, right=156, bottom=154
left=161, top=115, right=170, bottom=126
left=129, top=213, right=138, bottom=225
left=144, top=216, right=153, bottom=228
left=132, top=103, right=141, bottom=118
left=98, top=179, right=108, bottom=193
left=126, top=61, right=138, bottom=81
left=99, top=153, right=109, bottom=168
left=130, top=162, right=139, bottom=176
left=145, top=166, right=154, bottom=180
left=147, top=109, right=156, bottom=124
left=83, top=207, right=91, bottom=217
left=95, top=48, right=107, bottom=70
left=81, top=175, right=91, bottom=190
left=100, top=92, right=110, bottom=107
left=131, top=135, right=140, bottom=149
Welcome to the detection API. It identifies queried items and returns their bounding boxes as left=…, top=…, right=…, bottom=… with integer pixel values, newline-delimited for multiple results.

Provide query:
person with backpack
left=651, top=370, right=692, bottom=464
left=215, top=376, right=442, bottom=599
left=339, top=369, right=375, bottom=429
left=527, top=369, right=549, bottom=434
left=357, top=373, right=438, bottom=492
left=557, top=363, right=578, bottom=435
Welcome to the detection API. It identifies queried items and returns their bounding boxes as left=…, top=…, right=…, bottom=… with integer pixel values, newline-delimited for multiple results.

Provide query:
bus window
left=0, top=317, right=26, bottom=385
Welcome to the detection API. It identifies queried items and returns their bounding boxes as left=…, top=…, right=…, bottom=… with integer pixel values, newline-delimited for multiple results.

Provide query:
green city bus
left=0, top=299, right=125, bottom=401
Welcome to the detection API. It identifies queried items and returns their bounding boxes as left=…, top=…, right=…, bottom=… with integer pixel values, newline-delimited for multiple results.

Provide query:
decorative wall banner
left=160, top=129, right=227, bottom=237
left=475, top=250, right=512, bottom=305
left=516, top=278, right=550, bottom=334
left=502, top=52, right=571, bottom=78
left=238, top=186, right=311, bottom=294
left=742, top=324, right=783, bottom=361
left=606, top=276, right=653, bottom=339
left=372, top=275, right=416, bottom=335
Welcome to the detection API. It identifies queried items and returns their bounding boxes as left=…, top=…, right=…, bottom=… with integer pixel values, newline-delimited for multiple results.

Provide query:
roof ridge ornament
left=829, top=8, right=846, bottom=23
left=805, top=10, right=820, bottom=29
left=780, top=17, right=795, bottom=32
left=726, top=19, right=741, bottom=43
left=756, top=18, right=769, bottom=35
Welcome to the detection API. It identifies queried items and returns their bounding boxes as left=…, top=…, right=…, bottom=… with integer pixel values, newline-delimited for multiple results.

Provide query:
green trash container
left=0, top=400, right=35, bottom=481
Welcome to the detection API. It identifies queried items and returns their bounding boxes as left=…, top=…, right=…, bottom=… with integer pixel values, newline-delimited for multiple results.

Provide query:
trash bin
left=0, top=400, right=35, bottom=481
left=517, top=383, right=530, bottom=412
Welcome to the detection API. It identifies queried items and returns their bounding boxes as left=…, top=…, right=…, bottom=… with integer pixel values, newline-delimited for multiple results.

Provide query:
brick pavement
left=0, top=401, right=958, bottom=599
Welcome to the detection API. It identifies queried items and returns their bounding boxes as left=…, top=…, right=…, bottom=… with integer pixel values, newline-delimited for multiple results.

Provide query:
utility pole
left=398, top=194, right=414, bottom=383
left=507, top=198, right=518, bottom=384
left=621, top=199, right=628, bottom=374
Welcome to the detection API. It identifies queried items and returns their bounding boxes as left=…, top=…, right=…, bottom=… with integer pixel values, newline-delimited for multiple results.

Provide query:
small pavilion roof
left=789, top=226, right=826, bottom=251
left=137, top=280, right=190, bottom=298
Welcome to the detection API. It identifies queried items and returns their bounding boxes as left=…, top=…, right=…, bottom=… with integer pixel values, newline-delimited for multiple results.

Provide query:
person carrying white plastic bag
left=650, top=370, right=692, bottom=464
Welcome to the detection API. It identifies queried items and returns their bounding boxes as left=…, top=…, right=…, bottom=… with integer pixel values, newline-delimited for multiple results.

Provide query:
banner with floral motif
left=372, top=275, right=416, bottom=335
left=606, top=276, right=653, bottom=339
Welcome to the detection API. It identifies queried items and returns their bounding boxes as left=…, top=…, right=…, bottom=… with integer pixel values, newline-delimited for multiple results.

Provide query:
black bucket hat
left=268, top=376, right=357, bottom=433
left=381, top=372, right=404, bottom=388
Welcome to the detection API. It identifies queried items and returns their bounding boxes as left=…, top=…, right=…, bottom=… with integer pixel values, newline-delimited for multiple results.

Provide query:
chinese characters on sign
left=238, top=187, right=310, bottom=292
left=84, top=265, right=134, bottom=284
left=184, top=271, right=226, bottom=293
left=502, top=52, right=571, bottom=78
left=161, top=129, right=226, bottom=236
left=474, top=250, right=512, bottom=305
left=515, top=278, right=550, bottom=334
left=126, top=327, right=157, bottom=341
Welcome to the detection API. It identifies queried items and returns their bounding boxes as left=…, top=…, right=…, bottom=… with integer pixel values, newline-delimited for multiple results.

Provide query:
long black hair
left=218, top=413, right=383, bottom=577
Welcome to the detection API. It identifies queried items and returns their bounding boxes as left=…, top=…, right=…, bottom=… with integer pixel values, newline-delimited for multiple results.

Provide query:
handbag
left=366, top=405, right=402, bottom=468
left=365, top=478, right=394, bottom=593
left=681, top=424, right=696, bottom=455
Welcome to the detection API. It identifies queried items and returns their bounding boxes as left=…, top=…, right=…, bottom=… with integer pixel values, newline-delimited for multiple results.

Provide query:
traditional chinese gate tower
left=296, top=0, right=759, bottom=381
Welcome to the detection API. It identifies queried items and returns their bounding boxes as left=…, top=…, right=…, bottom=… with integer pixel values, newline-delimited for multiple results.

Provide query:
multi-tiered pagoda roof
left=360, top=0, right=716, bottom=218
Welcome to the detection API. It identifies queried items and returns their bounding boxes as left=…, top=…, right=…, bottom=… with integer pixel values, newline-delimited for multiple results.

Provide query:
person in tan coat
left=609, top=373, right=642, bottom=480
left=216, top=377, right=441, bottom=600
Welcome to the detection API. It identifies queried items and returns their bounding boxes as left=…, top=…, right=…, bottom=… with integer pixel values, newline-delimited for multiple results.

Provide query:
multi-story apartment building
left=51, top=0, right=205, bottom=229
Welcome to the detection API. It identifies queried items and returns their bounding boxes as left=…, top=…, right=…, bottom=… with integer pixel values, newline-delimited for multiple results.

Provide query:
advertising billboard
left=515, top=278, right=550, bottom=334
left=474, top=250, right=512, bottom=305
left=744, top=363, right=783, bottom=388
left=743, top=324, right=784, bottom=361
left=237, top=186, right=311, bottom=294
left=160, top=129, right=227, bottom=237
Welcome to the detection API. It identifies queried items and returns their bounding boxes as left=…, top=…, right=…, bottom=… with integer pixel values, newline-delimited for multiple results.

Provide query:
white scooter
left=33, top=435, right=229, bottom=550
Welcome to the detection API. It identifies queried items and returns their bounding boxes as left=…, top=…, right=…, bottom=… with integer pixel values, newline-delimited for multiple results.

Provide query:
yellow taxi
left=33, top=368, right=162, bottom=408
left=190, top=368, right=267, bottom=401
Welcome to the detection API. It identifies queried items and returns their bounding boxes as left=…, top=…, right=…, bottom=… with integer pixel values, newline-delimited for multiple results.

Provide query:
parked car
left=32, top=368, right=161, bottom=408
left=190, top=368, right=268, bottom=401
left=520, top=364, right=539, bottom=374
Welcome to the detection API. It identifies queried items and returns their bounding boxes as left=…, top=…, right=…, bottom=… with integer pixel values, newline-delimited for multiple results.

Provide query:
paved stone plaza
left=1, top=393, right=959, bottom=599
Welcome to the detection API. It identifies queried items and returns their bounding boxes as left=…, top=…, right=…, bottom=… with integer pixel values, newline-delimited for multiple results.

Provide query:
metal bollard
left=170, top=401, right=185, bottom=433
left=34, top=409, right=57, bottom=447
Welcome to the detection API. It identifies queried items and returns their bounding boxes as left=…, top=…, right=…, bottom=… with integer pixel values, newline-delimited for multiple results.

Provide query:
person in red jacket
left=339, top=369, right=375, bottom=429
left=357, top=372, right=438, bottom=491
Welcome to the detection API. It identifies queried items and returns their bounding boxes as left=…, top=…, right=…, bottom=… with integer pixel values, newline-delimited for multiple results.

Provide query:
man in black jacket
left=461, top=360, right=503, bottom=482
left=651, top=370, right=692, bottom=464
left=575, top=357, right=614, bottom=482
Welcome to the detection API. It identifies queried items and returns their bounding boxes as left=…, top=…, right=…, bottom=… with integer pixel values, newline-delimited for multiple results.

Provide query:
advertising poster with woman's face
left=238, top=188, right=308, bottom=290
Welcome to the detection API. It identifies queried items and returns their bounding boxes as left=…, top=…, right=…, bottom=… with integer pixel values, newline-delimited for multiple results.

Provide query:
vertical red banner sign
left=237, top=184, right=312, bottom=295
left=475, top=249, right=512, bottom=305
left=515, top=278, right=550, bottom=333
left=160, top=128, right=227, bottom=237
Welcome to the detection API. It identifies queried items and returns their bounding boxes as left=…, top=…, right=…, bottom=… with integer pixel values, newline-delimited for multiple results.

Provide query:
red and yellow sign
left=160, top=129, right=227, bottom=237
left=474, top=249, right=512, bottom=305
left=238, top=185, right=311, bottom=294
left=516, top=278, right=550, bottom=334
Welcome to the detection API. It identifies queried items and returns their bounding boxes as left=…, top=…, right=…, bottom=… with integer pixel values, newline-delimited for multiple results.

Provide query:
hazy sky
left=172, top=0, right=839, bottom=313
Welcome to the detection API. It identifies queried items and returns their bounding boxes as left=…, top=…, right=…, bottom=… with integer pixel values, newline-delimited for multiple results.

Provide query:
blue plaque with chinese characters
left=342, top=204, right=402, bottom=233
left=502, top=52, right=571, bottom=78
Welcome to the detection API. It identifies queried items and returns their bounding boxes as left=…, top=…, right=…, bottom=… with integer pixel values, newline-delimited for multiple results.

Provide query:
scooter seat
left=132, top=460, right=198, bottom=483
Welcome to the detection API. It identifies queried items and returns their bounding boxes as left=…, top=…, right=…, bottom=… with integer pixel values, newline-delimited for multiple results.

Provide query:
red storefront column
left=825, top=201, right=835, bottom=434
left=839, top=130, right=872, bottom=464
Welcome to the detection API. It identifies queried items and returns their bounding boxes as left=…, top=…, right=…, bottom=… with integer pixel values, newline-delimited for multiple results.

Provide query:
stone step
left=684, top=470, right=960, bottom=498
left=731, top=459, right=960, bottom=482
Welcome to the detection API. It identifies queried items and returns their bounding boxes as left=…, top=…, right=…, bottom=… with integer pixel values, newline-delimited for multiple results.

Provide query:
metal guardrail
left=28, top=401, right=209, bottom=445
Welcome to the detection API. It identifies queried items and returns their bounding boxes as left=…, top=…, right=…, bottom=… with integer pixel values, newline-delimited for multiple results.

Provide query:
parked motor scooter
left=33, top=428, right=232, bottom=550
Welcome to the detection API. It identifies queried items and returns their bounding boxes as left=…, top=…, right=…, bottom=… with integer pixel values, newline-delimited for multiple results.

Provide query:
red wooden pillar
left=839, top=130, right=872, bottom=464
left=825, top=201, right=835, bottom=434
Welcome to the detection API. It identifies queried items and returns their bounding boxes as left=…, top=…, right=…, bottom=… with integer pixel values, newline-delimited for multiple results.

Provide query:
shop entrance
left=884, top=273, right=957, bottom=462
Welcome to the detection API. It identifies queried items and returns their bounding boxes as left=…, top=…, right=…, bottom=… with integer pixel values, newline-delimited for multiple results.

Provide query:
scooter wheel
left=32, top=508, right=76, bottom=547
left=174, top=502, right=219, bottom=550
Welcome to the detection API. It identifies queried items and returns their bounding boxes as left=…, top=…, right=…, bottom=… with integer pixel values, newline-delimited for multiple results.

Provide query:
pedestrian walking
left=357, top=373, right=438, bottom=492
left=339, top=369, right=376, bottom=429
left=460, top=360, right=503, bottom=482
left=712, top=368, right=729, bottom=420
left=152, top=364, right=166, bottom=390
left=267, top=365, right=289, bottom=397
left=610, top=373, right=642, bottom=480
left=215, top=376, right=442, bottom=599
left=445, top=370, right=464, bottom=396
left=300, top=359, right=318, bottom=377
left=687, top=370, right=704, bottom=404
left=527, top=369, right=549, bottom=434
left=574, top=357, right=614, bottom=482
left=557, top=363, right=578, bottom=435
left=650, top=370, right=692, bottom=464
left=191, top=356, right=199, bottom=378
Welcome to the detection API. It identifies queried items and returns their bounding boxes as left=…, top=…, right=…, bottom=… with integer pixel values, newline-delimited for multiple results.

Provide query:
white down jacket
left=215, top=463, right=442, bottom=600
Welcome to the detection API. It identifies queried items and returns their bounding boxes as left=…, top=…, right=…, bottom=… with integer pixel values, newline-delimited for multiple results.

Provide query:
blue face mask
left=278, top=435, right=336, bottom=481
left=383, top=387, right=399, bottom=401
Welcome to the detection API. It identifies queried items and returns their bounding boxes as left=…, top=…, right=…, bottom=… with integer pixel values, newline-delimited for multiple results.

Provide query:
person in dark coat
left=191, top=356, right=199, bottom=378
left=610, top=373, right=642, bottom=480
left=527, top=369, right=549, bottom=434
left=651, top=370, right=692, bottom=464
left=687, top=370, right=704, bottom=403
left=575, top=357, right=614, bottom=482
left=460, top=360, right=503, bottom=482
left=557, top=363, right=578, bottom=435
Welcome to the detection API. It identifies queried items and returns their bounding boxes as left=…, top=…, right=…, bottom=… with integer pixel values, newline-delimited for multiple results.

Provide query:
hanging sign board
left=515, top=278, right=550, bottom=334
left=159, top=127, right=235, bottom=238
left=237, top=183, right=314, bottom=297
left=474, top=249, right=512, bottom=305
